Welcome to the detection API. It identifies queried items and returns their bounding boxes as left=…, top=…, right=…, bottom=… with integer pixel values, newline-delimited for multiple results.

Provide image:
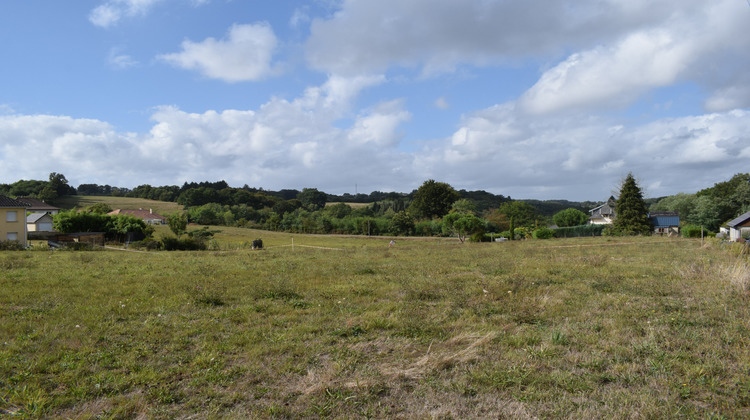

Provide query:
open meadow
left=1, top=232, right=749, bottom=418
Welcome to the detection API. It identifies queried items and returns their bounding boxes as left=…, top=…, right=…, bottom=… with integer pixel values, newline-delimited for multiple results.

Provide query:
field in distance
left=55, top=195, right=185, bottom=215
left=1, top=235, right=749, bottom=418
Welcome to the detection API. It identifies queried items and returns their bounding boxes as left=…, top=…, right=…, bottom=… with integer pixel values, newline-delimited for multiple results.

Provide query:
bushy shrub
left=554, top=224, right=606, bottom=238
left=532, top=227, right=555, bottom=239
left=0, top=240, right=25, bottom=251
left=414, top=220, right=443, bottom=236
left=470, top=231, right=488, bottom=242
left=63, top=242, right=94, bottom=251
left=130, top=239, right=161, bottom=250
left=514, top=227, right=532, bottom=239
left=682, top=224, right=703, bottom=238
left=161, top=236, right=207, bottom=251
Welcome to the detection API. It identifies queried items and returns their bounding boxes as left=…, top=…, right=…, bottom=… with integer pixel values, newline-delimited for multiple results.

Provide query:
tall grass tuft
left=722, top=259, right=750, bottom=294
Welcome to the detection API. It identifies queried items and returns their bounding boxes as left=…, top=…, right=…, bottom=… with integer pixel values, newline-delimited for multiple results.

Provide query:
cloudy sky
left=1, top=1, right=749, bottom=200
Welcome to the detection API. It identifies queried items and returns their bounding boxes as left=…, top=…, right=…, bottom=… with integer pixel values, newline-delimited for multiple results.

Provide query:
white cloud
left=107, top=48, right=139, bottom=69
left=434, top=97, right=449, bottom=110
left=89, top=0, right=163, bottom=28
left=347, top=100, right=411, bottom=147
left=307, top=0, right=749, bottom=114
left=412, top=103, right=750, bottom=199
left=2, top=100, right=749, bottom=200
left=159, top=23, right=280, bottom=82
left=519, top=29, right=694, bottom=114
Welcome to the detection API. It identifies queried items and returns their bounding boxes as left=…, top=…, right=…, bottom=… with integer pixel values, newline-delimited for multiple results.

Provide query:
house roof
left=108, top=208, right=166, bottom=220
left=727, top=211, right=750, bottom=228
left=16, top=197, right=60, bottom=211
left=649, top=211, right=680, bottom=228
left=589, top=196, right=616, bottom=215
left=27, top=213, right=54, bottom=223
left=0, top=195, right=28, bottom=208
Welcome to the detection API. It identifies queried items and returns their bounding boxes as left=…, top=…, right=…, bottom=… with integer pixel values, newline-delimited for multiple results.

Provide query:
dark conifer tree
left=613, top=173, right=652, bottom=235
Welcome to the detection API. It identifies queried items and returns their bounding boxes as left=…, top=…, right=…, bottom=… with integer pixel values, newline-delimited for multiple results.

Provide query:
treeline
left=0, top=173, right=76, bottom=204
left=650, top=173, right=750, bottom=232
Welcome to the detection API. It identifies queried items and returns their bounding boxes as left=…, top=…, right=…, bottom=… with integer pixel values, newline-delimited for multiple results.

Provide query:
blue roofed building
left=649, top=211, right=680, bottom=236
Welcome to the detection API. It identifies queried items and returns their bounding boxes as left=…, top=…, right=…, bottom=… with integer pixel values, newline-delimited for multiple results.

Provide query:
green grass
left=55, top=195, right=185, bottom=215
left=1, top=235, right=749, bottom=418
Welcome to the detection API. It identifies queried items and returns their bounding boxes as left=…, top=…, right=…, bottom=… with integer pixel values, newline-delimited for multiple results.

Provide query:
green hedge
left=554, top=224, right=606, bottom=238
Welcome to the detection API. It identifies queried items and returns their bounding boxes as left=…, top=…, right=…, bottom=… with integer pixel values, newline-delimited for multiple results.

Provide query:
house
left=108, top=208, right=167, bottom=225
left=27, top=212, right=55, bottom=232
left=16, top=197, right=60, bottom=215
left=649, top=211, right=680, bottom=236
left=726, top=211, right=750, bottom=241
left=0, top=195, right=28, bottom=247
left=589, top=196, right=617, bottom=225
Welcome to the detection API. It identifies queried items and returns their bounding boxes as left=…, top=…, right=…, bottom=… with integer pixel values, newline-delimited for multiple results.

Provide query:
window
left=6, top=211, right=17, bottom=222
left=6, top=232, right=18, bottom=241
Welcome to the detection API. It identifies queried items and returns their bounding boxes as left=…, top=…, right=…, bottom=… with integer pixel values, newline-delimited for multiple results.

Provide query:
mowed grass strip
left=1, top=236, right=749, bottom=418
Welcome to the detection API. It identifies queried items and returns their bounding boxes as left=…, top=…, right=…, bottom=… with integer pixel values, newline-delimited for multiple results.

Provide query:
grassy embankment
left=54, top=196, right=185, bottom=217
left=2, top=231, right=749, bottom=418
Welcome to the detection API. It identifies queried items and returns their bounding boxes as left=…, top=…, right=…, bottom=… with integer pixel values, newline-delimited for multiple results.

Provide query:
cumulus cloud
left=412, top=104, right=750, bottom=200
left=0, top=75, right=413, bottom=191
left=307, top=0, right=749, bottom=114
left=305, top=0, right=692, bottom=76
left=519, top=29, right=693, bottom=114
left=159, top=23, right=280, bottom=82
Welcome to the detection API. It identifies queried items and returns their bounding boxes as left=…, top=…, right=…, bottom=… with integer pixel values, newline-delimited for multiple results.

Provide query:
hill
left=55, top=195, right=185, bottom=216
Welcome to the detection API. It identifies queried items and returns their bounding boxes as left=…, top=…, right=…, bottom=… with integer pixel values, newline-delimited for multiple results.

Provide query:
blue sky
left=1, top=0, right=749, bottom=201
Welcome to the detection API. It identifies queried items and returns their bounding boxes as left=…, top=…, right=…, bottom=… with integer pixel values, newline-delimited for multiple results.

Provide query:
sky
left=1, top=0, right=749, bottom=201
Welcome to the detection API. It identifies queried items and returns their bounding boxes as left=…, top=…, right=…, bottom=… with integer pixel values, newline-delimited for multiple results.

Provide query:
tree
left=613, top=173, right=652, bottom=235
left=686, top=195, right=722, bottom=232
left=650, top=193, right=698, bottom=221
left=297, top=188, right=327, bottom=211
left=390, top=211, right=415, bottom=236
left=48, top=172, right=76, bottom=197
left=443, top=212, right=483, bottom=243
left=553, top=208, right=588, bottom=227
left=496, top=201, right=539, bottom=227
left=167, top=212, right=189, bottom=237
left=409, top=179, right=460, bottom=219
left=89, top=203, right=113, bottom=214
left=450, top=198, right=476, bottom=215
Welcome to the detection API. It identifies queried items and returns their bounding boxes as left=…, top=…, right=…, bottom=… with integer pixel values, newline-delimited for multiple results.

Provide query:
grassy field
left=1, top=233, right=749, bottom=418
left=55, top=195, right=185, bottom=215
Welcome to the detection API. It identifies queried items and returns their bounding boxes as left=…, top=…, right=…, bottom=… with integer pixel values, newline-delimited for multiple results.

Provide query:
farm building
left=726, top=211, right=750, bottom=241
left=0, top=195, right=28, bottom=247
left=649, top=211, right=679, bottom=236
left=589, top=196, right=616, bottom=225
left=109, top=208, right=167, bottom=225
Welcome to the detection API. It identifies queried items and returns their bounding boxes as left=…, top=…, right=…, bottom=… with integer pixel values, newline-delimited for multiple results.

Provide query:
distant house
left=589, top=196, right=617, bottom=225
left=16, top=197, right=60, bottom=215
left=27, top=213, right=55, bottom=232
left=726, top=211, right=750, bottom=241
left=649, top=211, right=680, bottom=236
left=0, top=195, right=28, bottom=247
left=108, top=208, right=167, bottom=225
